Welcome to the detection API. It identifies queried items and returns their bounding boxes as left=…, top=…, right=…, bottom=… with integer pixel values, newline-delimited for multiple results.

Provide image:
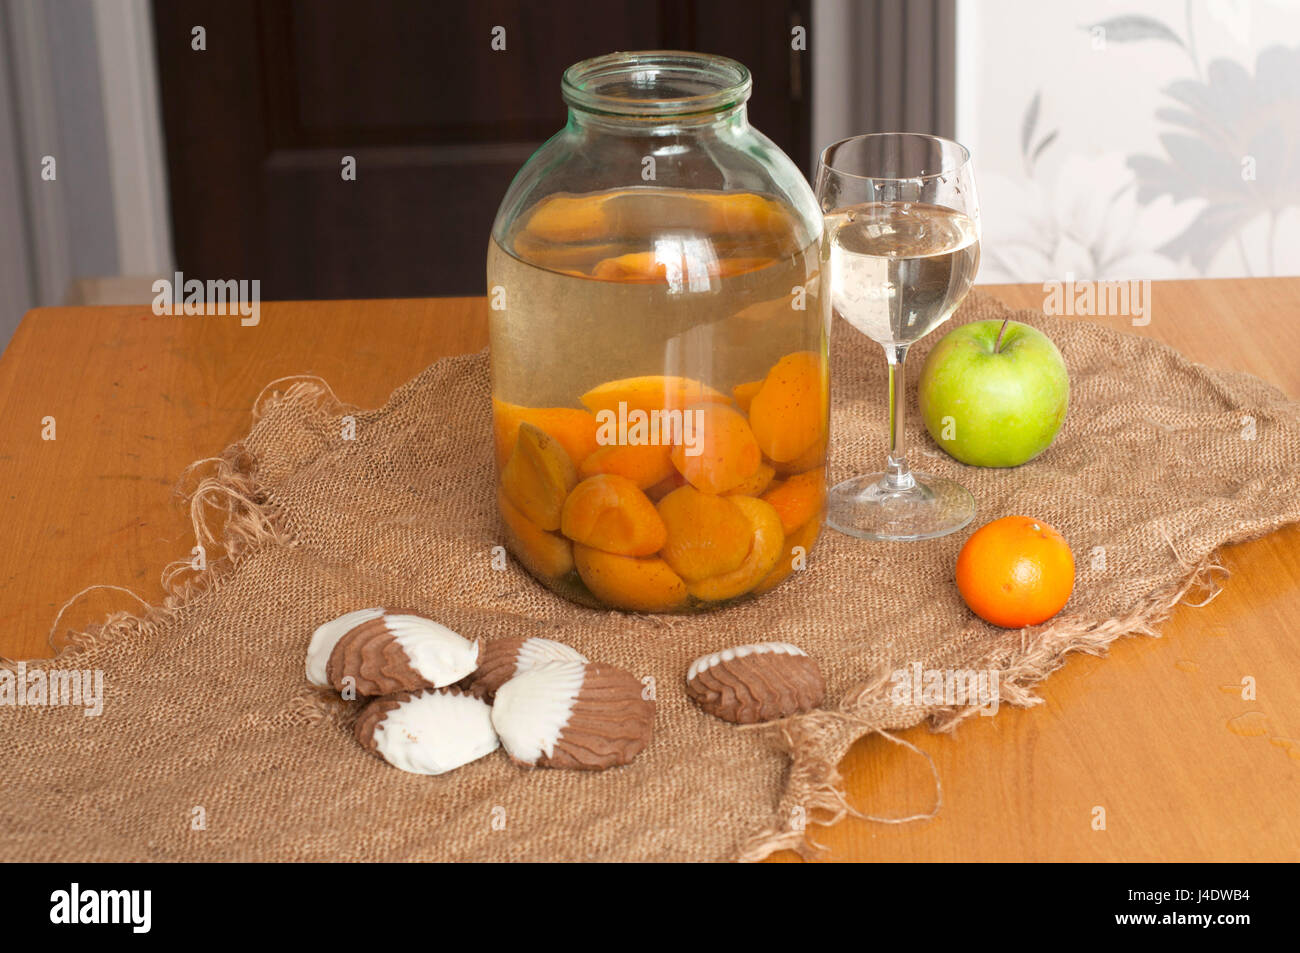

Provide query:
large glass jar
left=487, top=51, right=827, bottom=612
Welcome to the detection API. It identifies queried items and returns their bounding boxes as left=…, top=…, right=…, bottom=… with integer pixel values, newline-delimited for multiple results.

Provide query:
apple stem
left=994, top=318, right=1009, bottom=353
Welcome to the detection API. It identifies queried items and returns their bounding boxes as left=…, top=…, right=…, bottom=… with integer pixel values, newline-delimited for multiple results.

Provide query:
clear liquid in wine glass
left=825, top=201, right=980, bottom=347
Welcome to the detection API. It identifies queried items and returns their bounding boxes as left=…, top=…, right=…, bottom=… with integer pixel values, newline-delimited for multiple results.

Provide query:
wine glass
left=816, top=133, right=981, bottom=540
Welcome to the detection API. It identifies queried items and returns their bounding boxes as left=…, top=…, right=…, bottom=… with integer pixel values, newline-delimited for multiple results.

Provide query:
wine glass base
left=827, top=471, right=976, bottom=541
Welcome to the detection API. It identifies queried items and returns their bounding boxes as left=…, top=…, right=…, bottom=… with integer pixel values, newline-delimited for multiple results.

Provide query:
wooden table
left=2, top=279, right=1297, bottom=861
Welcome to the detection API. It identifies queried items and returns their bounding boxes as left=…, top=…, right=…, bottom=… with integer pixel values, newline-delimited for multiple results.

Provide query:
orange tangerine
left=955, top=516, right=1075, bottom=628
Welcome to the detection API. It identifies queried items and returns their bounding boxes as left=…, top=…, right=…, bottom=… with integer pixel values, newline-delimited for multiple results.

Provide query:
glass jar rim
left=562, top=51, right=752, bottom=119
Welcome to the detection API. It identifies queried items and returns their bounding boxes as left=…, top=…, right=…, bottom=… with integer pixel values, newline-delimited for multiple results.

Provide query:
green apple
left=918, top=319, right=1069, bottom=467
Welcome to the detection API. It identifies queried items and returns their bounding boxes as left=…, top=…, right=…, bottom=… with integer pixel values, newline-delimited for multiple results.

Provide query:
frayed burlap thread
left=4, top=293, right=1299, bottom=862
left=734, top=550, right=1230, bottom=861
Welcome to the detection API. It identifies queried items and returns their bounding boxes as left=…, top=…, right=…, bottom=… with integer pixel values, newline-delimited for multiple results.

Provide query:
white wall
left=956, top=0, right=1300, bottom=282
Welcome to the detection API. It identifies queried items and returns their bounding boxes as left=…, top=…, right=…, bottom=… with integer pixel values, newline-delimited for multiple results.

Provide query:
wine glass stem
left=885, top=344, right=914, bottom=490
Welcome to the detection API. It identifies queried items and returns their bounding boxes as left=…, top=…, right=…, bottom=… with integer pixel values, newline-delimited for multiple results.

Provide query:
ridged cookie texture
left=685, top=642, right=824, bottom=724
left=306, top=607, right=385, bottom=687
left=308, top=609, right=479, bottom=696
left=491, top=660, right=653, bottom=770
left=462, top=636, right=588, bottom=701
left=354, top=688, right=498, bottom=776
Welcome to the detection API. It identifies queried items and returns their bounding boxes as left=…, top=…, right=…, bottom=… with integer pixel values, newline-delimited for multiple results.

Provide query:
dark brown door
left=152, top=0, right=812, bottom=300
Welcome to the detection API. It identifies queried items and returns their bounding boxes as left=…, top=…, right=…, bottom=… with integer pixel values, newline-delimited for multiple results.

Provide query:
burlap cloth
left=4, top=293, right=1299, bottom=862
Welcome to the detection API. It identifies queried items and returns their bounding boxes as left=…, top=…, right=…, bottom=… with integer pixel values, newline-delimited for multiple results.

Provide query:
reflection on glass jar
left=487, top=51, right=828, bottom=612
